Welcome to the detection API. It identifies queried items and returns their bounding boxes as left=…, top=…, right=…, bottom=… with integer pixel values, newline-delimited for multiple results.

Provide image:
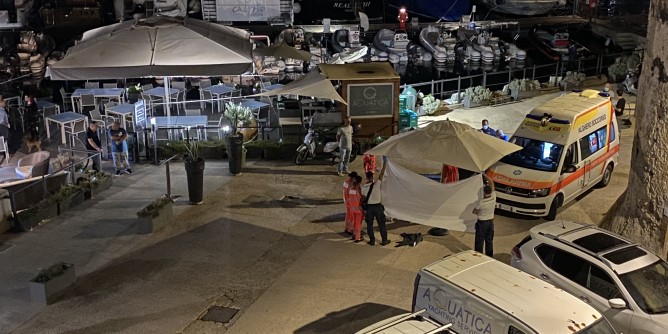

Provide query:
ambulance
left=487, top=89, right=620, bottom=220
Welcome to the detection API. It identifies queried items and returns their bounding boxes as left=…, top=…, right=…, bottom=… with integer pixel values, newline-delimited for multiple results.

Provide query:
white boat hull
left=482, top=0, right=559, bottom=16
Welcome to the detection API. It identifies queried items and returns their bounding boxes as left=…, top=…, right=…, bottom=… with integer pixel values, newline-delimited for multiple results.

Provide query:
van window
left=562, top=142, right=578, bottom=171
left=501, top=137, right=564, bottom=172
left=579, top=125, right=607, bottom=160
left=508, top=326, right=526, bottom=334
left=588, top=265, right=622, bottom=299
left=578, top=319, right=616, bottom=334
left=609, top=122, right=616, bottom=143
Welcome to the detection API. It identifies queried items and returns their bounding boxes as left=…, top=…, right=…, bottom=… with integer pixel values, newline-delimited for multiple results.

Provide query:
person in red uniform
left=343, top=171, right=358, bottom=235
left=347, top=175, right=365, bottom=243
left=363, top=154, right=377, bottom=174
left=397, top=8, right=408, bottom=30
left=441, top=164, right=459, bottom=183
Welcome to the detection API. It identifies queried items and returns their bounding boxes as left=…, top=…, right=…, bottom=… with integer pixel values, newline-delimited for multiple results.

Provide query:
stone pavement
left=0, top=88, right=635, bottom=334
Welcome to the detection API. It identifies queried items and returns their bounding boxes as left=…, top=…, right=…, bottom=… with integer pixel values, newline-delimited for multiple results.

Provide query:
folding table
left=106, top=103, right=135, bottom=130
left=71, top=88, right=125, bottom=113
left=46, top=112, right=88, bottom=144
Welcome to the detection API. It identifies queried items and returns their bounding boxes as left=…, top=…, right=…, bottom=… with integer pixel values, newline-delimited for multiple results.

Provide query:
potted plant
left=463, top=86, right=492, bottom=108
left=126, top=83, right=143, bottom=103
left=54, top=184, right=85, bottom=215
left=559, top=71, right=586, bottom=91
left=29, top=262, right=76, bottom=304
left=509, top=78, right=541, bottom=101
left=184, top=140, right=205, bottom=205
left=223, top=102, right=253, bottom=176
left=79, top=171, right=113, bottom=199
left=15, top=197, right=59, bottom=231
left=136, top=195, right=174, bottom=233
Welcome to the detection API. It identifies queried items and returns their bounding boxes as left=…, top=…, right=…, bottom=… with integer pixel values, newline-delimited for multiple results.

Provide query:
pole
left=165, top=160, right=171, bottom=198
left=164, top=76, right=171, bottom=132
left=152, top=123, right=158, bottom=165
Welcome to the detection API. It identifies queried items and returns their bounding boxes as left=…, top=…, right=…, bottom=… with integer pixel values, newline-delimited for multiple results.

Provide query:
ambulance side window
left=609, top=123, right=616, bottom=143
left=562, top=142, right=578, bottom=172
left=508, top=325, right=527, bottom=334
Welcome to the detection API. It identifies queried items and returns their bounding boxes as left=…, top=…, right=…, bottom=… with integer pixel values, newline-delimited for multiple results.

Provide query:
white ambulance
left=355, top=251, right=616, bottom=334
left=487, top=89, right=620, bottom=220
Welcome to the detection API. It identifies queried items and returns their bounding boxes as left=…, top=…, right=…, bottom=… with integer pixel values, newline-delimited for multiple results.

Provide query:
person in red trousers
left=343, top=171, right=358, bottom=235
left=347, top=174, right=365, bottom=243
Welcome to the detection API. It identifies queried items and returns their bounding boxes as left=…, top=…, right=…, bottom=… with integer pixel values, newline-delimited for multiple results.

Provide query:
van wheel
left=597, top=164, right=614, bottom=188
left=545, top=194, right=563, bottom=221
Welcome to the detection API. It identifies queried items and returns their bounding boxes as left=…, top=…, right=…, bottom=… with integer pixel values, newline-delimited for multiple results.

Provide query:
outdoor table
left=144, top=87, right=180, bottom=98
left=46, top=112, right=88, bottom=144
left=36, top=100, right=60, bottom=114
left=150, top=116, right=208, bottom=140
left=240, top=99, right=269, bottom=113
left=201, top=85, right=239, bottom=113
left=261, top=83, right=284, bottom=92
left=106, top=103, right=135, bottom=130
left=71, top=88, right=125, bottom=113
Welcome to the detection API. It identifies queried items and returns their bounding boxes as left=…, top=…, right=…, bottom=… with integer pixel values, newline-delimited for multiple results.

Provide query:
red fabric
left=343, top=178, right=352, bottom=232
left=350, top=211, right=363, bottom=241
left=441, top=164, right=459, bottom=183
left=363, top=154, right=377, bottom=174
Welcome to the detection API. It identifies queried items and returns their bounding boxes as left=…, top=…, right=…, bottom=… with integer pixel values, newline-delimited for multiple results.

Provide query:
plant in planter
left=223, top=102, right=253, bottom=176
left=463, top=86, right=492, bottom=108
left=78, top=171, right=112, bottom=199
left=136, top=195, right=174, bottom=233
left=560, top=71, right=586, bottom=90
left=54, top=184, right=85, bottom=215
left=421, top=94, right=442, bottom=115
left=29, top=262, right=76, bottom=304
left=508, top=78, right=542, bottom=100
left=126, top=83, right=143, bottom=103
left=184, top=140, right=205, bottom=205
left=15, top=197, right=59, bottom=231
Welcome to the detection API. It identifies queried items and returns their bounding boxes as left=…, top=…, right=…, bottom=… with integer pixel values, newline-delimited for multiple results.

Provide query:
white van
left=356, top=251, right=616, bottom=334
left=487, top=89, right=620, bottom=220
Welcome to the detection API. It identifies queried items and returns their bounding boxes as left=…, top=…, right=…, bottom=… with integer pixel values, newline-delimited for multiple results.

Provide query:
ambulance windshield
left=500, top=137, right=564, bottom=172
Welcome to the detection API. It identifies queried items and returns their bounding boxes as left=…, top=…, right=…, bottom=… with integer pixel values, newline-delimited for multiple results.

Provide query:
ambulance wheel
left=546, top=194, right=563, bottom=221
left=597, top=164, right=614, bottom=188
left=294, top=150, right=308, bottom=165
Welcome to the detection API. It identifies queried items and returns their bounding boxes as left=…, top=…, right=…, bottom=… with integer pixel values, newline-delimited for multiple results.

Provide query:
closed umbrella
left=366, top=120, right=522, bottom=172
left=253, top=43, right=313, bottom=61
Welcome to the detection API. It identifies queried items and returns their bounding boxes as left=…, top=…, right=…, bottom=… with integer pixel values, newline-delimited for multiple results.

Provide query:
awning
left=252, top=71, right=347, bottom=105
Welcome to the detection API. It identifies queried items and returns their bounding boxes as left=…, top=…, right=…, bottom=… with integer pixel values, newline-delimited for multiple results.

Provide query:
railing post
left=508, top=70, right=512, bottom=83
left=532, top=65, right=536, bottom=81
left=430, top=80, right=434, bottom=96
left=152, top=123, right=158, bottom=165
left=41, top=175, right=47, bottom=197
left=482, top=72, right=487, bottom=88
left=457, top=76, right=462, bottom=103
left=523, top=68, right=526, bottom=79
left=555, top=63, right=559, bottom=84
left=578, top=59, right=582, bottom=73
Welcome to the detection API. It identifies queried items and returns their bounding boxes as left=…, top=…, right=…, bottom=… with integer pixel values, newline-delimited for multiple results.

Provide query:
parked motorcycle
left=294, top=125, right=360, bottom=165
left=624, top=64, right=640, bottom=95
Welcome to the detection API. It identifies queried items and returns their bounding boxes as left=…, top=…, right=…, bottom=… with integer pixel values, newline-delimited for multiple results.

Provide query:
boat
left=329, top=46, right=369, bottom=64
left=479, top=0, right=562, bottom=16
left=419, top=25, right=457, bottom=63
left=531, top=27, right=586, bottom=61
left=374, top=29, right=409, bottom=63
left=294, top=0, right=384, bottom=24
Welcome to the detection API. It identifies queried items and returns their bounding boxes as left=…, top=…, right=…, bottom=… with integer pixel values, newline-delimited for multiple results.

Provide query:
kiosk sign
left=347, top=83, right=394, bottom=118
left=134, top=99, right=146, bottom=131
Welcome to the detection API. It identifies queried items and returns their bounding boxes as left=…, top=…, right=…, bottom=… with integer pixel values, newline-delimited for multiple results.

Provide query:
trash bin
left=226, top=134, right=243, bottom=175
left=0, top=189, right=10, bottom=233
left=400, top=85, right=418, bottom=111
left=408, top=109, right=418, bottom=128
left=399, top=109, right=419, bottom=132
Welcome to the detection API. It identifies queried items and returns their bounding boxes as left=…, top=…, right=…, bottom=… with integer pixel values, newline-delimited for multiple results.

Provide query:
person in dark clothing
left=85, top=121, right=103, bottom=171
left=361, top=161, right=391, bottom=246
left=23, top=93, right=40, bottom=140
left=615, top=90, right=626, bottom=117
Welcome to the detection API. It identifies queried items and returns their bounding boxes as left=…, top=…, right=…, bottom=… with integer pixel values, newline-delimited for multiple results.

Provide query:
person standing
left=361, top=161, right=390, bottom=246
left=336, top=117, right=353, bottom=176
left=0, top=99, right=10, bottom=140
left=441, top=164, right=459, bottom=183
left=472, top=174, right=496, bottom=257
left=343, top=171, right=358, bottom=235
left=109, top=121, right=132, bottom=175
left=85, top=121, right=103, bottom=172
left=614, top=90, right=626, bottom=117
left=23, top=93, right=40, bottom=140
left=347, top=175, right=364, bottom=243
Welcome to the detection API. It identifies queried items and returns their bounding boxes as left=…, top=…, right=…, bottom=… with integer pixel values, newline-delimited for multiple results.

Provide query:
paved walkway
left=0, top=87, right=635, bottom=333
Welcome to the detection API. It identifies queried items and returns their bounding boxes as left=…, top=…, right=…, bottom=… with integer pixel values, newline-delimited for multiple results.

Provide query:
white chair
left=59, top=87, right=73, bottom=111
left=199, top=78, right=212, bottom=88
left=78, top=93, right=96, bottom=114
left=64, top=119, right=87, bottom=147
left=90, top=106, right=115, bottom=130
left=184, top=108, right=200, bottom=116
left=171, top=90, right=186, bottom=114
left=84, top=82, right=99, bottom=89
left=15, top=151, right=50, bottom=179
left=200, top=89, right=216, bottom=112
left=103, top=83, right=118, bottom=88
left=206, top=116, right=224, bottom=139
left=0, top=136, right=9, bottom=165
left=172, top=81, right=186, bottom=90
left=142, top=84, right=154, bottom=92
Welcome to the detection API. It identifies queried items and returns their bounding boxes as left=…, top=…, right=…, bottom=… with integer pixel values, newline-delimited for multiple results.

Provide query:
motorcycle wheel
left=348, top=143, right=360, bottom=163
left=294, top=150, right=308, bottom=165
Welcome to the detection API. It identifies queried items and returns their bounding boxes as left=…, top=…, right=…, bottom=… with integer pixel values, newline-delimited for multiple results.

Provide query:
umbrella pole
left=164, top=76, right=171, bottom=140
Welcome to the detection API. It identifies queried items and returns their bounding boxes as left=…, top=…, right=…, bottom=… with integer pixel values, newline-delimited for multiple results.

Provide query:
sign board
left=216, top=0, right=282, bottom=22
left=347, top=83, right=394, bottom=118
left=135, top=99, right=146, bottom=131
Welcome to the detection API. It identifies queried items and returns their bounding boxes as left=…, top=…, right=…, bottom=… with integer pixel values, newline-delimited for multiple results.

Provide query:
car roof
left=530, top=221, right=661, bottom=274
left=422, top=250, right=603, bottom=334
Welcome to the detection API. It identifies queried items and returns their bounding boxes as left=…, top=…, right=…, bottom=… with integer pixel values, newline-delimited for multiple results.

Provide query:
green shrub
left=31, top=262, right=72, bottom=283
left=137, top=195, right=173, bottom=218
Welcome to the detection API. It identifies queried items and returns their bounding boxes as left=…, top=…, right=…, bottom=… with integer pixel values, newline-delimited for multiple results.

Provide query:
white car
left=511, top=220, right=668, bottom=334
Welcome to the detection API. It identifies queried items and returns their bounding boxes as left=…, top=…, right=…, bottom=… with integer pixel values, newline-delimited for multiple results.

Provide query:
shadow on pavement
left=293, top=302, right=406, bottom=334
left=243, top=167, right=336, bottom=176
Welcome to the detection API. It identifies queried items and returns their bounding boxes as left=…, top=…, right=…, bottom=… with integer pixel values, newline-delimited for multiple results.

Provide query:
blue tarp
left=387, top=0, right=471, bottom=21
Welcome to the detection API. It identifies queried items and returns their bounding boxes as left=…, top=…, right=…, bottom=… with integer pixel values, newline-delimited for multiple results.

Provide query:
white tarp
left=381, top=160, right=481, bottom=232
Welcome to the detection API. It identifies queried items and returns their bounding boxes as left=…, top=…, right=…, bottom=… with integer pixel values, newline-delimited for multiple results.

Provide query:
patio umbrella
left=253, top=43, right=313, bottom=61
left=366, top=120, right=522, bottom=172
left=48, top=16, right=253, bottom=80
left=252, top=71, right=347, bottom=104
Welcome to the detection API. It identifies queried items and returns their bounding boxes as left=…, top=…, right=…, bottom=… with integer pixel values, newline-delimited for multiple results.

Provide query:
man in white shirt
left=361, top=161, right=390, bottom=246
left=336, top=117, right=353, bottom=176
left=472, top=174, right=496, bottom=257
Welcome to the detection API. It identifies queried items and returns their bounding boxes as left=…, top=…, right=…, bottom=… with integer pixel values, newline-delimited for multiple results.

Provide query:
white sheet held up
left=381, top=160, right=482, bottom=232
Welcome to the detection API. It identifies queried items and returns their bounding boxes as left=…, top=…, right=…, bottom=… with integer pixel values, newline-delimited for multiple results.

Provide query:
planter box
left=17, top=202, right=58, bottom=230
left=511, top=89, right=539, bottom=101
left=245, top=146, right=263, bottom=159
left=57, top=191, right=85, bottom=215
left=137, top=201, right=173, bottom=234
left=85, top=177, right=113, bottom=199
left=263, top=148, right=281, bottom=160
left=29, top=264, right=76, bottom=304
left=463, top=98, right=490, bottom=109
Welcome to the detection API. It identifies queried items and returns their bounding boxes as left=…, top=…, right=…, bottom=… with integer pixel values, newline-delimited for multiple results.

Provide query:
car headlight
left=529, top=187, right=550, bottom=197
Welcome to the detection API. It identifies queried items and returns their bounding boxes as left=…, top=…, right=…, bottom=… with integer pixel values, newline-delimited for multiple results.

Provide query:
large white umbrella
left=48, top=16, right=253, bottom=80
left=367, top=120, right=522, bottom=172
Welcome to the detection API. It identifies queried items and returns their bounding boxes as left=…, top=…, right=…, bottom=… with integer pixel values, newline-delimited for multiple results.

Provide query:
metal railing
left=405, top=49, right=642, bottom=103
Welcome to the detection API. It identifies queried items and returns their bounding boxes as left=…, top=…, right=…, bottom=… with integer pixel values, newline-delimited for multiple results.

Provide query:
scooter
left=294, top=125, right=360, bottom=165
left=624, top=65, right=640, bottom=95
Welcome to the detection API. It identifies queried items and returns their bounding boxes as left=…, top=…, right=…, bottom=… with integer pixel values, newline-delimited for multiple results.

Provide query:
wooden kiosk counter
left=319, top=63, right=400, bottom=137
